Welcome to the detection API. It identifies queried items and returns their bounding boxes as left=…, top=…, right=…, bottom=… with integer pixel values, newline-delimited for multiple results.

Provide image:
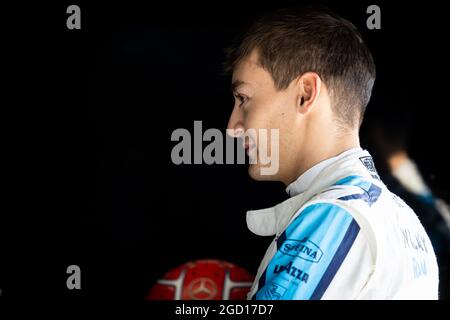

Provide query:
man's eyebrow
left=231, top=80, right=247, bottom=92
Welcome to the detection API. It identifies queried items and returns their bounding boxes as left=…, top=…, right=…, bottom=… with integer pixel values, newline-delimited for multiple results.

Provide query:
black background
left=3, top=0, right=450, bottom=300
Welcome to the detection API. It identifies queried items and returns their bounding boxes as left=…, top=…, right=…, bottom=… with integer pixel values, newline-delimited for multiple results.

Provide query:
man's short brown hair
left=225, top=7, right=376, bottom=129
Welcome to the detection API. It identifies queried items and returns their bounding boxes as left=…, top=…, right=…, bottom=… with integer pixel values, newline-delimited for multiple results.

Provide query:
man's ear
left=296, top=72, right=322, bottom=114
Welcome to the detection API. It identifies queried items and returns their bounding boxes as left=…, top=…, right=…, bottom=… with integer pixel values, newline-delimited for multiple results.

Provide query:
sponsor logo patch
left=280, top=238, right=323, bottom=263
left=264, top=282, right=287, bottom=300
left=359, top=156, right=380, bottom=180
left=273, top=261, right=309, bottom=283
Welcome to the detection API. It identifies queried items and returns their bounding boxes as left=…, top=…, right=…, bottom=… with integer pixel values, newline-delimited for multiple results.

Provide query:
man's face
left=227, top=50, right=302, bottom=182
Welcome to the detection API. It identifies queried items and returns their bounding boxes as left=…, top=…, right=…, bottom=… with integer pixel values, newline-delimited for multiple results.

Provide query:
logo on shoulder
left=359, top=156, right=380, bottom=180
left=280, top=238, right=323, bottom=263
left=263, top=282, right=287, bottom=300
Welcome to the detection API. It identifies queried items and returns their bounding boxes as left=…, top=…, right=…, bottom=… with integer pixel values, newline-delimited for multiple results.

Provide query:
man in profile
left=225, top=7, right=439, bottom=299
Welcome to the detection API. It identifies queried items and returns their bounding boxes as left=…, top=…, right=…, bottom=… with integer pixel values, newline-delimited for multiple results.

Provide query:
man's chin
left=248, top=164, right=278, bottom=181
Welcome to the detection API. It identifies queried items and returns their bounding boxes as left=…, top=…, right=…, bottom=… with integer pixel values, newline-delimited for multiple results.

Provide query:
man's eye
left=235, top=94, right=248, bottom=105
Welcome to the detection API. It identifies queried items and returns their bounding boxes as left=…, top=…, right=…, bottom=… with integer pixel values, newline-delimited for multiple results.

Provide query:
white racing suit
left=246, top=148, right=439, bottom=299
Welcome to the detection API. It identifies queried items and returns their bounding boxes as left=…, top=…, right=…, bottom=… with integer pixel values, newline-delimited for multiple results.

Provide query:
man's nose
left=227, top=108, right=245, bottom=138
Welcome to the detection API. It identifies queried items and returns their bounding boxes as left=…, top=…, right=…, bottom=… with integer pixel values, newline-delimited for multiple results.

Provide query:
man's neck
left=285, top=133, right=361, bottom=186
